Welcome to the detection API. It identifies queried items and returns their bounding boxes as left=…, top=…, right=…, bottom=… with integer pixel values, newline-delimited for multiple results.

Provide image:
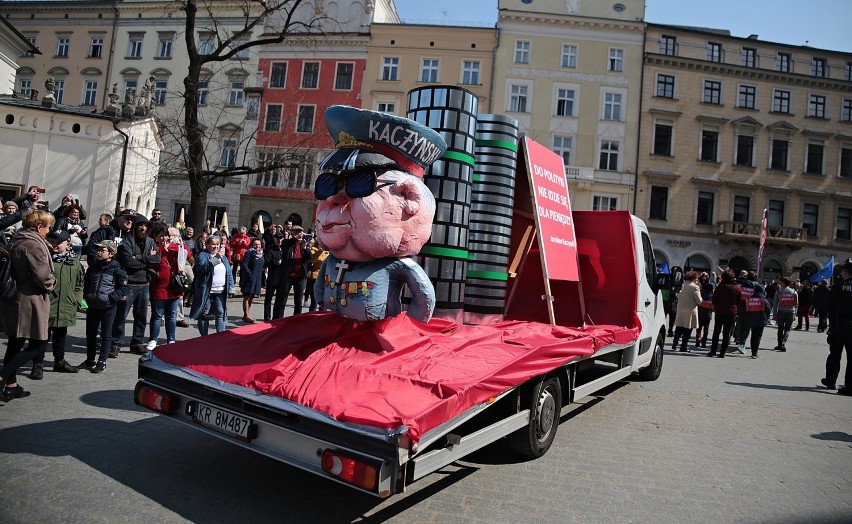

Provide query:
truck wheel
left=509, top=375, right=562, bottom=458
left=638, top=333, right=664, bottom=381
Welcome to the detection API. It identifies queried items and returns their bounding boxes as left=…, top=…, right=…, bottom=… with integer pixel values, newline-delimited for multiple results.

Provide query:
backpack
left=0, top=246, right=17, bottom=300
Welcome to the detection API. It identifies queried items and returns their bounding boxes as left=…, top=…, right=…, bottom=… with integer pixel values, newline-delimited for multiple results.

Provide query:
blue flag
left=657, top=261, right=670, bottom=274
left=809, top=257, right=834, bottom=283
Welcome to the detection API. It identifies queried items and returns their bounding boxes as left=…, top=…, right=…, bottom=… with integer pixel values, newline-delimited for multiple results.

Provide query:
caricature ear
left=397, top=177, right=424, bottom=217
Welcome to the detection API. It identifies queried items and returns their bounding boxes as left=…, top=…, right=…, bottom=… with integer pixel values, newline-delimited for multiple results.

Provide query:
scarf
left=52, top=251, right=76, bottom=264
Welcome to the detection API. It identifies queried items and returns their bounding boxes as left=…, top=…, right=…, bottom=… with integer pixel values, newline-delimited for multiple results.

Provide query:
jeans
left=710, top=313, right=736, bottom=355
left=87, top=307, right=116, bottom=362
left=264, top=284, right=278, bottom=321
left=150, top=298, right=180, bottom=343
left=273, top=275, right=306, bottom=318
left=2, top=337, right=48, bottom=384
left=749, top=324, right=765, bottom=356
left=776, top=310, right=795, bottom=347
left=113, top=284, right=149, bottom=347
left=198, top=292, right=227, bottom=336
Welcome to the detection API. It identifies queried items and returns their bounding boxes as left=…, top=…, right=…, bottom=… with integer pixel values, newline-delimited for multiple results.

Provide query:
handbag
left=169, top=271, right=191, bottom=294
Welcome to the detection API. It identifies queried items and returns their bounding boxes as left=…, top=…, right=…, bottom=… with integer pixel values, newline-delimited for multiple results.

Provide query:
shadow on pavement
left=79, top=389, right=148, bottom=412
left=810, top=431, right=852, bottom=443
left=0, top=417, right=396, bottom=522
left=725, top=381, right=836, bottom=393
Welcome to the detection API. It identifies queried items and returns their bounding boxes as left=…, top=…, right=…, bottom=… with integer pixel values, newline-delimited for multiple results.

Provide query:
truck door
left=637, top=228, right=660, bottom=355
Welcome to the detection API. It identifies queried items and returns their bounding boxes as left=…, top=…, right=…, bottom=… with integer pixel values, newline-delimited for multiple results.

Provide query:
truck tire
left=509, top=375, right=562, bottom=458
left=638, top=333, right=664, bottom=381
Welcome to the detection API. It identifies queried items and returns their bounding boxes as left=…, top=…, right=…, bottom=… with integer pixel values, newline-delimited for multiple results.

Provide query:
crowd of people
left=663, top=265, right=851, bottom=396
left=0, top=186, right=328, bottom=402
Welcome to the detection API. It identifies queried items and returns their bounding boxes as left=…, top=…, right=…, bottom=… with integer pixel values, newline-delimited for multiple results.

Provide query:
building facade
left=492, top=0, right=644, bottom=212
left=636, top=23, right=852, bottom=281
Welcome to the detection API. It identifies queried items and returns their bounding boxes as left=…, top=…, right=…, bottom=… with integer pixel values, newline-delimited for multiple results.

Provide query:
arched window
left=251, top=210, right=272, bottom=230
left=685, top=254, right=712, bottom=272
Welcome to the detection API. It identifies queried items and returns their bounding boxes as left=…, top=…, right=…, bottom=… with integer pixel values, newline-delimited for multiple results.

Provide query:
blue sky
left=394, top=0, right=852, bottom=53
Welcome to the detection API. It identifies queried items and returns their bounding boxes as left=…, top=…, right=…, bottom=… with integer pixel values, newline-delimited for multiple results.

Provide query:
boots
left=53, top=359, right=79, bottom=373
left=29, top=363, right=44, bottom=380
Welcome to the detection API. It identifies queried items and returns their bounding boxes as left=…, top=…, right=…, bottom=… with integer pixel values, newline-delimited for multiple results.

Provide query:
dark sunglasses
left=314, top=170, right=395, bottom=200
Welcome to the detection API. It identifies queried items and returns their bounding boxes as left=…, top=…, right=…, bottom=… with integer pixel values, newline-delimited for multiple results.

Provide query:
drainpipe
left=112, top=119, right=130, bottom=214
left=632, top=23, right=648, bottom=215
left=103, top=1, right=119, bottom=109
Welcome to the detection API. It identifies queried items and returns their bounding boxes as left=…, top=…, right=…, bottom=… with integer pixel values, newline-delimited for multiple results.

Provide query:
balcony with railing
left=716, top=221, right=806, bottom=244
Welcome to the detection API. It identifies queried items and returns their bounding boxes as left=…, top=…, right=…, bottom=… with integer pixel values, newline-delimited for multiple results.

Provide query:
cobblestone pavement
left=1, top=303, right=850, bottom=523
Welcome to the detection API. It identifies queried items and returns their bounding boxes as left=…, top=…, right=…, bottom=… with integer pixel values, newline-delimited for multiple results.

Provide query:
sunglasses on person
left=314, top=170, right=395, bottom=200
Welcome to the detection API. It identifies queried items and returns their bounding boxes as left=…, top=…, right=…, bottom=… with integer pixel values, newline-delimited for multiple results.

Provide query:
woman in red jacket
left=229, top=226, right=251, bottom=279
left=146, top=223, right=184, bottom=351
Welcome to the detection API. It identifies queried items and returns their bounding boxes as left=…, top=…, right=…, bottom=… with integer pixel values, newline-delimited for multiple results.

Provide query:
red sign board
left=523, top=137, right=580, bottom=282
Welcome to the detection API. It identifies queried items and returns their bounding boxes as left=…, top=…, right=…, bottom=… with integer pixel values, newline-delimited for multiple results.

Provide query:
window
left=561, top=44, right=577, bottom=68
left=603, top=92, right=622, bottom=120
left=811, top=57, right=827, bottom=77
left=89, top=36, right=103, bottom=58
left=301, top=62, right=319, bottom=89
left=552, top=135, right=572, bottom=165
left=608, top=48, right=624, bottom=72
left=256, top=152, right=283, bottom=187
left=846, top=61, right=852, bottom=81
left=197, top=81, right=208, bottom=105
left=843, top=99, right=852, bottom=122
left=157, top=33, right=173, bottom=58
left=153, top=80, right=167, bottom=105
left=297, top=105, right=315, bottom=133
left=128, top=33, right=143, bottom=58
left=841, top=146, right=852, bottom=179
left=514, top=40, right=530, bottom=64
left=806, top=141, right=824, bottom=175
left=659, top=35, right=676, bottom=56
left=649, top=186, right=668, bottom=220
left=335, top=62, right=353, bottom=90
left=420, top=59, right=439, bottom=83
left=232, top=36, right=249, bottom=59
left=776, top=52, right=791, bottom=72
left=697, top=191, right=714, bottom=225
left=809, top=94, right=826, bottom=118
left=706, top=42, right=722, bottom=62
left=23, top=36, right=36, bottom=57
left=56, top=36, right=69, bottom=58
left=700, top=128, right=719, bottom=162
left=555, top=88, right=575, bottom=117
left=598, top=140, right=619, bottom=171
left=656, top=74, right=675, bottom=98
left=287, top=154, right=312, bottom=189
left=740, top=47, right=756, bottom=68
left=461, top=60, right=480, bottom=85
left=82, top=80, right=98, bottom=106
left=509, top=84, right=528, bottom=113
left=803, top=203, right=819, bottom=237
left=228, top=81, right=244, bottom=106
left=377, top=102, right=395, bottom=113
left=593, top=196, right=618, bottom=211
left=703, top=80, right=721, bottom=104
left=19, top=79, right=31, bottom=97
left=838, top=208, right=852, bottom=240
left=768, top=199, right=785, bottom=228
left=770, top=139, right=790, bottom=171
left=653, top=121, right=673, bottom=156
left=198, top=33, right=215, bottom=55
left=381, top=57, right=399, bottom=81
left=264, top=105, right=282, bottom=132
left=123, top=79, right=137, bottom=101
left=738, top=85, right=756, bottom=109
left=735, top=135, right=754, bottom=166
left=246, top=96, right=259, bottom=120
left=270, top=62, right=287, bottom=88
left=733, top=196, right=750, bottom=222
left=220, top=140, right=237, bottom=167
left=772, top=89, right=791, bottom=113
left=54, top=80, right=64, bottom=103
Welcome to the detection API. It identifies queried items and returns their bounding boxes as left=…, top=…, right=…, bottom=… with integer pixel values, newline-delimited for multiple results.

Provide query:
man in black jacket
left=83, top=214, right=117, bottom=262
left=112, top=215, right=160, bottom=356
left=273, top=226, right=311, bottom=319
left=263, top=232, right=284, bottom=321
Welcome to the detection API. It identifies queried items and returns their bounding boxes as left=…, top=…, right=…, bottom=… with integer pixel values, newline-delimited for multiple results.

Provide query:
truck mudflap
left=136, top=354, right=408, bottom=497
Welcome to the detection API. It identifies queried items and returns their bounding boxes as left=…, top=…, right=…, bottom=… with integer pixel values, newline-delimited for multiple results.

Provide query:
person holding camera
left=54, top=194, right=88, bottom=221
left=305, top=235, right=327, bottom=312
left=13, top=186, right=50, bottom=212
left=55, top=206, right=87, bottom=260
left=190, top=235, right=234, bottom=335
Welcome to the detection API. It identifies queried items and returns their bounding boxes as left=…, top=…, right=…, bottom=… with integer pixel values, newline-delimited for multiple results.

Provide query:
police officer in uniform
left=823, top=259, right=852, bottom=395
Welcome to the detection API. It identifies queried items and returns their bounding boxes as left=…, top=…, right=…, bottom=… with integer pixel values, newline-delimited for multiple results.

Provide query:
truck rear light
left=321, top=449, right=378, bottom=491
left=135, top=384, right=174, bottom=414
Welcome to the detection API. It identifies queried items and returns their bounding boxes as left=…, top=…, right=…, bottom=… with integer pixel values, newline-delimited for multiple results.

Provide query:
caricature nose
left=325, top=190, right=350, bottom=207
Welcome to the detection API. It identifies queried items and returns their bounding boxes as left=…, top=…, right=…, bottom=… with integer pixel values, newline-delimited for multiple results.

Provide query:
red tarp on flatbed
left=153, top=312, right=638, bottom=443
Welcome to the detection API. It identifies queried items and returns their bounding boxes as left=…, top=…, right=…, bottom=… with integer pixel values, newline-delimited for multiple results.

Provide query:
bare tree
left=178, top=0, right=326, bottom=229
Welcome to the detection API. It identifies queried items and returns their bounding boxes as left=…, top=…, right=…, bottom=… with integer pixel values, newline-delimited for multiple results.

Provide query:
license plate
left=191, top=402, right=254, bottom=441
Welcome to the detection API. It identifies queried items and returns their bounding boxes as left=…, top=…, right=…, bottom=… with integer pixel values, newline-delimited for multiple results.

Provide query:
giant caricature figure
left=313, top=106, right=447, bottom=323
